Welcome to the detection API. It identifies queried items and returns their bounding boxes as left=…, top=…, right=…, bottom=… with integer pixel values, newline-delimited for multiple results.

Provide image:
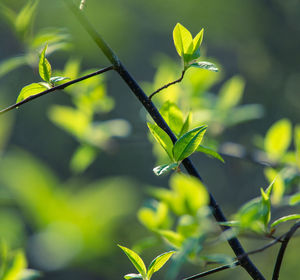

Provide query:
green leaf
left=294, top=125, right=300, bottom=169
left=216, top=76, right=245, bottom=111
left=2, top=250, right=26, bottom=280
left=39, top=44, right=52, bottom=82
left=196, top=145, right=224, bottom=163
left=147, top=251, right=176, bottom=280
left=189, top=61, right=218, bottom=72
left=160, top=101, right=184, bottom=137
left=289, top=193, right=300, bottom=206
left=153, top=163, right=178, bottom=176
left=173, top=23, right=193, bottom=58
left=118, top=245, right=147, bottom=279
left=192, top=29, right=204, bottom=54
left=17, top=83, right=49, bottom=103
left=157, top=230, right=184, bottom=249
left=179, top=113, right=192, bottom=137
left=264, top=168, right=285, bottom=205
left=264, top=119, right=292, bottom=160
left=271, top=214, right=300, bottom=229
left=124, top=273, right=143, bottom=280
left=70, top=145, right=97, bottom=174
left=20, top=269, right=41, bottom=280
left=173, top=125, right=207, bottom=162
left=147, top=123, right=174, bottom=160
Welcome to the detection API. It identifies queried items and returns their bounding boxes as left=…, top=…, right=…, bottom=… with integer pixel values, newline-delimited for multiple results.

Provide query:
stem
left=148, top=70, right=185, bottom=100
left=272, top=221, right=300, bottom=280
left=183, top=261, right=240, bottom=280
left=0, top=66, right=114, bottom=115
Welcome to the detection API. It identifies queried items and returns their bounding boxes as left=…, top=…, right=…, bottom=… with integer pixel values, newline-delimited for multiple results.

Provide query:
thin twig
left=0, top=66, right=114, bottom=115
left=182, top=261, right=240, bottom=280
left=148, top=70, right=185, bottom=99
left=272, top=221, right=300, bottom=280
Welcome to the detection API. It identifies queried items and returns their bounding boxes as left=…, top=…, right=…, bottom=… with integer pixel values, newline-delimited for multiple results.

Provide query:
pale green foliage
left=264, top=118, right=292, bottom=161
left=39, top=44, right=52, bottom=82
left=16, top=83, right=49, bottom=103
left=118, top=245, right=175, bottom=280
left=270, top=214, right=300, bottom=229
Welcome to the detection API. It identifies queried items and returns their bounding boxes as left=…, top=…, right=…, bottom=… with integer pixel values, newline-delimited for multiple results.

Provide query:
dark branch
left=0, top=66, right=114, bottom=115
left=148, top=70, right=185, bottom=99
left=182, top=261, right=240, bottom=280
left=272, top=221, right=300, bottom=280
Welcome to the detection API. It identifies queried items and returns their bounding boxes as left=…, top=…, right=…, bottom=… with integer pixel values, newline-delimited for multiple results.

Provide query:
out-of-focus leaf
left=295, top=125, right=300, bottom=169
left=173, top=125, right=207, bottom=162
left=190, top=61, right=218, bottom=72
left=264, top=168, right=285, bottom=205
left=70, top=145, right=97, bottom=174
left=147, top=123, right=174, bottom=160
left=118, top=245, right=147, bottom=279
left=138, top=202, right=170, bottom=230
left=15, top=0, right=38, bottom=39
left=39, top=45, right=52, bottom=82
left=0, top=3, right=16, bottom=29
left=153, top=163, right=178, bottom=176
left=17, top=83, right=49, bottom=103
left=217, top=76, right=245, bottom=111
left=270, top=214, right=300, bottom=229
left=20, top=269, right=41, bottom=280
left=264, top=119, right=292, bottom=160
left=173, top=23, right=193, bottom=58
left=157, top=230, right=184, bottom=249
left=196, top=145, right=224, bottom=163
left=169, top=173, right=209, bottom=216
left=147, top=251, right=175, bottom=280
left=201, top=254, right=235, bottom=265
left=289, top=193, right=300, bottom=206
left=160, top=101, right=183, bottom=136
left=0, top=56, right=27, bottom=78
left=2, top=250, right=26, bottom=280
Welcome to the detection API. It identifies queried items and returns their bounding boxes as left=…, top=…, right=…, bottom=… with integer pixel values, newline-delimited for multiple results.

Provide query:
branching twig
left=272, top=221, right=300, bottom=280
left=0, top=66, right=114, bottom=115
left=148, top=70, right=185, bottom=99
left=182, top=261, right=240, bottom=280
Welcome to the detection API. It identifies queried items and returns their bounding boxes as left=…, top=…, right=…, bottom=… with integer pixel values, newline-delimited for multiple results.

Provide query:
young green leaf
left=264, top=168, right=284, bottom=205
left=289, top=193, right=300, bottom=206
left=192, top=29, right=204, bottom=55
left=189, top=61, right=218, bottom=72
left=118, top=245, right=147, bottom=279
left=270, top=214, right=300, bottom=229
left=124, top=273, right=143, bottom=280
left=173, top=125, right=207, bottom=162
left=17, top=83, right=50, bottom=103
left=179, top=112, right=192, bottom=137
left=264, top=119, right=292, bottom=160
left=160, top=101, right=184, bottom=137
left=196, top=145, right=224, bottom=163
left=173, top=23, right=193, bottom=58
left=153, top=163, right=178, bottom=176
left=39, top=44, right=52, bottom=82
left=147, top=251, right=176, bottom=280
left=147, top=123, right=174, bottom=160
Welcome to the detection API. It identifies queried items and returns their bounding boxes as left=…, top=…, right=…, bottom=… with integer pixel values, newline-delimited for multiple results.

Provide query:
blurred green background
left=0, top=0, right=299, bottom=279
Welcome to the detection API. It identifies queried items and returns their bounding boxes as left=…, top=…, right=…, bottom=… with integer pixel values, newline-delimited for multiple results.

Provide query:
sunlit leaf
left=217, top=76, right=245, bottom=111
left=173, top=125, right=207, bottom=162
left=70, top=145, right=97, bottom=174
left=157, top=230, right=184, bottom=249
left=179, top=113, right=192, bottom=137
left=192, top=29, right=204, bottom=54
left=118, top=245, right=147, bottom=278
left=196, top=145, right=224, bottom=163
left=17, top=83, right=49, bottom=103
left=153, top=163, right=178, bottom=176
left=124, top=273, right=143, bottom=280
left=264, top=168, right=285, bottom=205
left=289, top=193, right=300, bottom=206
left=189, top=61, right=218, bottom=72
left=270, top=214, right=300, bottom=229
left=39, top=44, right=52, bottom=82
left=147, top=251, right=176, bottom=280
left=173, top=23, right=193, bottom=57
left=160, top=101, right=183, bottom=137
left=2, top=250, right=26, bottom=280
left=264, top=119, right=292, bottom=160
left=147, top=123, right=174, bottom=161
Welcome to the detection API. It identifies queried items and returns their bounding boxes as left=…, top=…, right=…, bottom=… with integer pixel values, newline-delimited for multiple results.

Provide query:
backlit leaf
left=147, top=123, right=174, bottom=160
left=179, top=113, right=192, bottom=137
left=17, top=83, right=49, bottom=103
left=118, top=245, right=147, bottom=278
left=264, top=168, right=284, bottom=205
left=197, top=145, right=224, bottom=163
left=147, top=251, right=176, bottom=279
left=173, top=23, right=193, bottom=57
left=160, top=101, right=183, bottom=137
left=39, top=44, right=52, bottom=82
left=173, top=125, right=207, bottom=162
left=192, top=29, right=204, bottom=54
left=270, top=214, right=300, bottom=229
left=264, top=119, right=292, bottom=160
